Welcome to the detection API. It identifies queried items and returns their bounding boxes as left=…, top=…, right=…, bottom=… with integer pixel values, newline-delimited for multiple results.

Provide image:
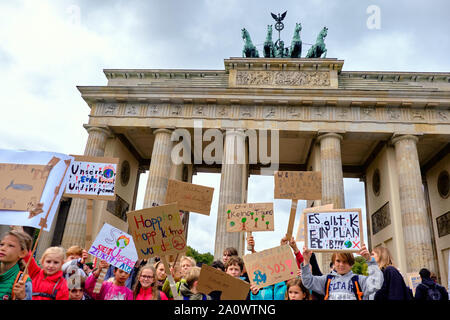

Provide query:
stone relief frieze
left=240, top=106, right=255, bottom=118
left=263, top=106, right=278, bottom=119
left=287, top=106, right=302, bottom=119
left=386, top=108, right=401, bottom=121
left=102, top=103, right=118, bottom=115
left=236, top=70, right=330, bottom=87
left=215, top=105, right=231, bottom=118
left=147, top=104, right=163, bottom=116
left=125, top=104, right=140, bottom=116
left=361, top=107, right=376, bottom=120
left=95, top=102, right=446, bottom=126
left=170, top=104, right=183, bottom=116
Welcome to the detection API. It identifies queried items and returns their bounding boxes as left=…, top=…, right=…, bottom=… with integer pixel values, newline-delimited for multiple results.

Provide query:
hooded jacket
left=301, top=258, right=383, bottom=300
left=414, top=278, right=449, bottom=301
left=23, top=253, right=69, bottom=300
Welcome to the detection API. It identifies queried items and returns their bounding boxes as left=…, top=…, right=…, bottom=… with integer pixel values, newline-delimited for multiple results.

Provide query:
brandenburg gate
left=38, top=56, right=450, bottom=287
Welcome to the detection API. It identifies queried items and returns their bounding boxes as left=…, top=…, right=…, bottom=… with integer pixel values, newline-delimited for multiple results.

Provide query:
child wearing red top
left=23, top=246, right=69, bottom=300
left=133, top=265, right=168, bottom=300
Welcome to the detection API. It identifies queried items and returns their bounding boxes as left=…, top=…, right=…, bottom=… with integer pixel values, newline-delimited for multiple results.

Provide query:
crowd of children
left=1, top=226, right=448, bottom=301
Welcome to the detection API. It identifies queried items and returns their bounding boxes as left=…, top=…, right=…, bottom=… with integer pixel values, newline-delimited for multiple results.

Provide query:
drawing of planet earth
left=116, top=235, right=130, bottom=249
left=344, top=240, right=352, bottom=248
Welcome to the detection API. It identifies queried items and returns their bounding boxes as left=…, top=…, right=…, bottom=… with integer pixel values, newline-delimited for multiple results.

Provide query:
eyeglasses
left=140, top=275, right=154, bottom=280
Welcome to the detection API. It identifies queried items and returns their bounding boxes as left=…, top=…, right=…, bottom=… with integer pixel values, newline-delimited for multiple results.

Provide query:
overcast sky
left=1, top=1, right=449, bottom=255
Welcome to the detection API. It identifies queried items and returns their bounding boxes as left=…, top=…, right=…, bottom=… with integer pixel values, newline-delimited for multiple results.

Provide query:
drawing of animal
left=5, top=180, right=33, bottom=191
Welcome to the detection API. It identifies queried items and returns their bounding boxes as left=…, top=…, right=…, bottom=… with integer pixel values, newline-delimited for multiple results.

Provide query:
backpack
left=324, top=274, right=363, bottom=300
left=32, top=278, right=61, bottom=300
left=422, top=283, right=442, bottom=301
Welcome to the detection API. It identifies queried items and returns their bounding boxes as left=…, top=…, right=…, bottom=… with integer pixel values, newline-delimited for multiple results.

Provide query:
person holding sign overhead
left=85, top=260, right=133, bottom=300
left=300, top=244, right=383, bottom=300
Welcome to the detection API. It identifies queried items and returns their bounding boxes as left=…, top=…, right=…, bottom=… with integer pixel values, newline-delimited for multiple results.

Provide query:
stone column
left=61, top=126, right=111, bottom=249
left=143, top=128, right=174, bottom=208
left=317, top=133, right=345, bottom=208
left=391, top=134, right=435, bottom=272
left=317, top=132, right=345, bottom=272
left=214, top=129, right=247, bottom=260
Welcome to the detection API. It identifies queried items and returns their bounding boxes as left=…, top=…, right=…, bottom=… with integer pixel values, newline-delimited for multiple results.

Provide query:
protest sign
left=274, top=171, right=322, bottom=200
left=296, top=204, right=334, bottom=242
left=64, top=155, right=119, bottom=201
left=407, top=272, right=421, bottom=295
left=164, top=179, right=214, bottom=215
left=243, top=245, right=298, bottom=289
left=0, top=149, right=73, bottom=231
left=226, top=202, right=274, bottom=232
left=304, top=208, right=363, bottom=252
left=88, top=223, right=138, bottom=273
left=127, top=203, right=187, bottom=259
left=197, top=264, right=250, bottom=300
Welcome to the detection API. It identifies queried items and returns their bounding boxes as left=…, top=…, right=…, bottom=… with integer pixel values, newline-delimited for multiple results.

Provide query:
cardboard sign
left=296, top=204, right=334, bottom=242
left=0, top=149, right=73, bottom=231
left=226, top=202, right=274, bottom=232
left=88, top=223, right=138, bottom=273
left=0, top=163, right=51, bottom=211
left=274, top=171, right=322, bottom=200
left=164, top=179, right=214, bottom=215
left=64, top=155, right=119, bottom=201
left=243, top=245, right=298, bottom=289
left=304, top=208, right=363, bottom=252
left=407, top=272, right=421, bottom=295
left=127, top=203, right=187, bottom=259
left=197, top=264, right=250, bottom=300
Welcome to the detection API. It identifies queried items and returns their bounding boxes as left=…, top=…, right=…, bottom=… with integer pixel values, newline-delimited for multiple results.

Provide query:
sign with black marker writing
left=304, top=208, right=363, bottom=252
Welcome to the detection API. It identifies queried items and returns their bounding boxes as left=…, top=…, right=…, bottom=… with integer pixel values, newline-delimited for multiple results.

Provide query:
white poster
left=64, top=155, right=118, bottom=200
left=304, top=209, right=363, bottom=252
left=88, top=223, right=138, bottom=273
left=0, top=149, right=73, bottom=231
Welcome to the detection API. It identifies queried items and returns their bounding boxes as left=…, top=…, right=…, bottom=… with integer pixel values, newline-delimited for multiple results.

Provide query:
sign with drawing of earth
left=88, top=223, right=138, bottom=273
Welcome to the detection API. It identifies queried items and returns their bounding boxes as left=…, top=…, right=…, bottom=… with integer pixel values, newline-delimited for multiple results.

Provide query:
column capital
left=391, top=134, right=420, bottom=146
left=316, top=132, right=344, bottom=143
left=153, top=128, right=174, bottom=135
left=83, top=124, right=114, bottom=138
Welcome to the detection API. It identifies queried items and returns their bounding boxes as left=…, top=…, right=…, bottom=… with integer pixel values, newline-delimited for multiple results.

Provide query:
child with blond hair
left=23, top=246, right=69, bottom=300
left=179, top=266, right=211, bottom=300
left=0, top=229, right=33, bottom=300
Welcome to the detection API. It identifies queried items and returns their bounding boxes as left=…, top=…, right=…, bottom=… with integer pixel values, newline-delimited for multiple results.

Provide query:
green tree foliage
left=186, top=246, right=214, bottom=265
left=352, top=256, right=369, bottom=276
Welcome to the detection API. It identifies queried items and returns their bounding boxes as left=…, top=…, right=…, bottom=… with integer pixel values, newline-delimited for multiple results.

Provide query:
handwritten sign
left=226, top=203, right=274, bottom=232
left=296, top=204, right=334, bottom=242
left=304, top=208, right=363, bottom=252
left=0, top=164, right=51, bottom=211
left=243, top=245, right=298, bottom=289
left=0, top=149, right=73, bottom=231
left=406, top=272, right=421, bottom=295
left=88, top=223, right=138, bottom=273
left=274, top=171, right=322, bottom=200
left=197, top=264, right=250, bottom=300
left=127, top=203, right=187, bottom=259
left=164, top=179, right=214, bottom=215
left=64, top=155, right=119, bottom=201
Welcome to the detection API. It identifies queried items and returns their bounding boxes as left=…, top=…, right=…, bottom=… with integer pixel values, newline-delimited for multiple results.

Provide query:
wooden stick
left=161, top=255, right=181, bottom=300
left=246, top=231, right=254, bottom=252
left=93, top=268, right=107, bottom=294
left=286, top=199, right=298, bottom=239
left=23, top=159, right=71, bottom=276
left=85, top=199, right=94, bottom=248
